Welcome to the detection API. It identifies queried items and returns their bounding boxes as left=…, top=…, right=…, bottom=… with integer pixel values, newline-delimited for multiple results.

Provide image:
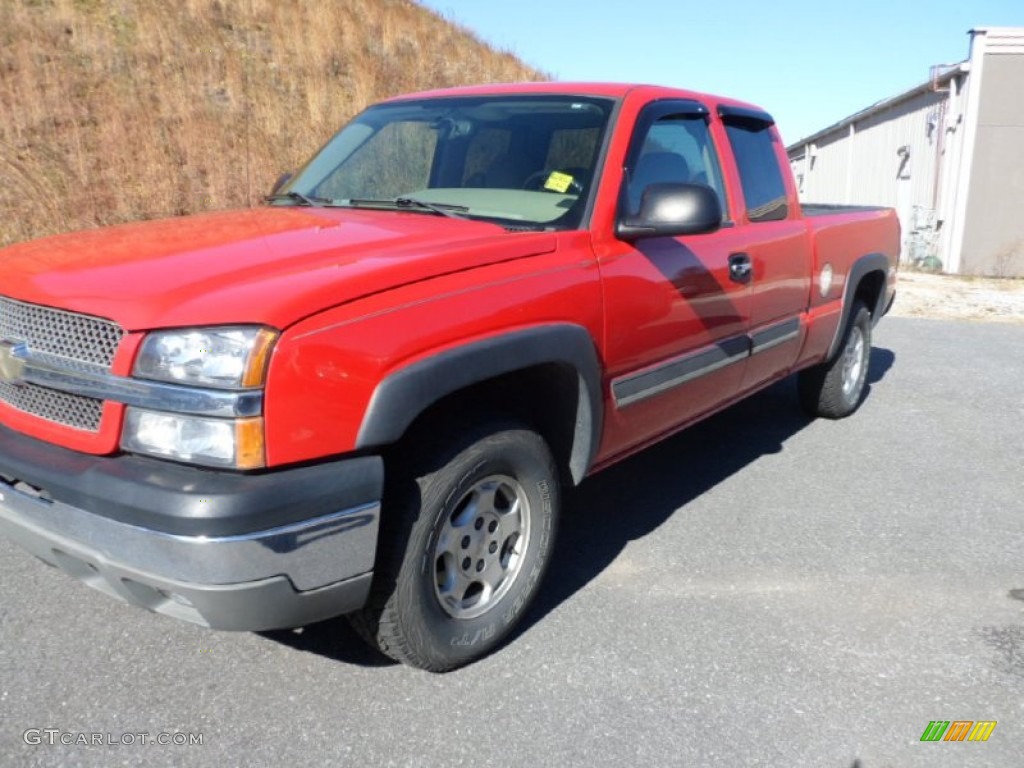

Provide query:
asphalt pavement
left=1, top=317, right=1021, bottom=767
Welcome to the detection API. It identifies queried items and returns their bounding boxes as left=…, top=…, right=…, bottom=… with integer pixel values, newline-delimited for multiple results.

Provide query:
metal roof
left=788, top=27, right=1024, bottom=151
left=785, top=63, right=967, bottom=151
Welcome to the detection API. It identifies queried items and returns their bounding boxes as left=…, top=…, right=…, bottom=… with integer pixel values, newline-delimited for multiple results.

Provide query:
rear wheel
left=349, top=420, right=558, bottom=672
left=798, top=301, right=872, bottom=419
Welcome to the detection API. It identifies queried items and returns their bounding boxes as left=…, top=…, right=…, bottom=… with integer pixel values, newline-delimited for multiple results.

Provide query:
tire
left=349, top=420, right=559, bottom=672
left=798, top=301, right=872, bottom=419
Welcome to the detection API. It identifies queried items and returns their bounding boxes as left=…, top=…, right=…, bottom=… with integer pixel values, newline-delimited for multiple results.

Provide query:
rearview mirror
left=616, top=183, right=722, bottom=241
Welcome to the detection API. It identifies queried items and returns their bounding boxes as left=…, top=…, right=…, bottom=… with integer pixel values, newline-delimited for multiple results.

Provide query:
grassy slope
left=0, top=0, right=545, bottom=246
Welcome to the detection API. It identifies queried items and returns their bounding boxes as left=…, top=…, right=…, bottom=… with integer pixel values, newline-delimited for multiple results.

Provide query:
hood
left=0, top=207, right=557, bottom=330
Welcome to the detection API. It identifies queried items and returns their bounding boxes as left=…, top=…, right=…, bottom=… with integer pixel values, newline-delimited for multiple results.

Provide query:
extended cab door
left=595, top=100, right=754, bottom=456
left=717, top=107, right=813, bottom=391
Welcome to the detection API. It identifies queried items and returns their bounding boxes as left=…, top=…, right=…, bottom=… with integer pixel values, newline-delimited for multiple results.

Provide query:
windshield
left=274, top=95, right=616, bottom=230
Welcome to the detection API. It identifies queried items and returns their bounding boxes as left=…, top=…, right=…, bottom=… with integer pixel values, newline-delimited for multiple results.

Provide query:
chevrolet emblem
left=0, top=340, right=27, bottom=385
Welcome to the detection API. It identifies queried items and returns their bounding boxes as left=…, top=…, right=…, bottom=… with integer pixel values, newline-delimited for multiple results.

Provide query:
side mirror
left=616, top=183, right=723, bottom=241
left=269, top=172, right=293, bottom=196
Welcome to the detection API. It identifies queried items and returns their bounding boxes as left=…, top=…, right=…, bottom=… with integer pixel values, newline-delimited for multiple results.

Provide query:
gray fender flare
left=826, top=252, right=890, bottom=360
left=355, top=324, right=603, bottom=484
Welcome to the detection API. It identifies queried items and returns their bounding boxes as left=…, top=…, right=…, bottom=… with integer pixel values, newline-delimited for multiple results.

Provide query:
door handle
left=729, top=253, right=752, bottom=283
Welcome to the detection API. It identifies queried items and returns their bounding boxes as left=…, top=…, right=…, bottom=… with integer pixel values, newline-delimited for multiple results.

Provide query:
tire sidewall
left=841, top=306, right=872, bottom=411
left=397, top=428, right=557, bottom=668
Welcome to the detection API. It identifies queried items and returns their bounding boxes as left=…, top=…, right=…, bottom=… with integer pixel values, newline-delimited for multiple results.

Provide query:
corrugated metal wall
left=788, top=28, right=1024, bottom=276
left=848, top=90, right=945, bottom=208
left=790, top=88, right=953, bottom=265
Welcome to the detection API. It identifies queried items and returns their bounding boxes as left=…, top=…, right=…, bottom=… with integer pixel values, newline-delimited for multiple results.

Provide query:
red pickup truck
left=0, top=83, right=897, bottom=671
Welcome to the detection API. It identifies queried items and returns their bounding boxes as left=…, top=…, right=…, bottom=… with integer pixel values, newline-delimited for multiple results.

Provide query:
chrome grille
left=0, top=296, right=123, bottom=432
left=0, top=381, right=104, bottom=431
left=0, top=296, right=123, bottom=368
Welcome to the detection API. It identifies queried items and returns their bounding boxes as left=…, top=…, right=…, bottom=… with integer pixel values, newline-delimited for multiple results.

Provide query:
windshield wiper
left=349, top=197, right=469, bottom=220
left=396, top=197, right=469, bottom=219
left=265, top=191, right=331, bottom=207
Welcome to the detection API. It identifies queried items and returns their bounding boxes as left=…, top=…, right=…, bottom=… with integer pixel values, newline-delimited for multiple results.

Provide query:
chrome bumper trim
left=0, top=479, right=378, bottom=592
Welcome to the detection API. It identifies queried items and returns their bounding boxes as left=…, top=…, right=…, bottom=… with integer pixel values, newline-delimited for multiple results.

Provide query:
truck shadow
left=263, top=346, right=895, bottom=668
left=513, top=345, right=896, bottom=647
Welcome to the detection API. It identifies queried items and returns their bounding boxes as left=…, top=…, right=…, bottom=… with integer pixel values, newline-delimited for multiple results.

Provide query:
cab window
left=626, top=114, right=727, bottom=217
left=723, top=118, right=788, bottom=222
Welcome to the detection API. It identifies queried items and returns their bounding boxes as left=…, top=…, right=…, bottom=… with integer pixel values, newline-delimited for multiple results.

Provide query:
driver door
left=596, top=100, right=753, bottom=457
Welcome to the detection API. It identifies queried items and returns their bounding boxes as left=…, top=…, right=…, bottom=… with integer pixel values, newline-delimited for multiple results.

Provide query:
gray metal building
left=787, top=28, right=1024, bottom=277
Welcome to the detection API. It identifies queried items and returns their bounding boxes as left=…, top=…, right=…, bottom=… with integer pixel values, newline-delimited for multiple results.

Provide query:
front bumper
left=0, top=425, right=382, bottom=631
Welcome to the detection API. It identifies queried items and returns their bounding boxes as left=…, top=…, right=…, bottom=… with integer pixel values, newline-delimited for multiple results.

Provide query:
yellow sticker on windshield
left=543, top=171, right=574, bottom=194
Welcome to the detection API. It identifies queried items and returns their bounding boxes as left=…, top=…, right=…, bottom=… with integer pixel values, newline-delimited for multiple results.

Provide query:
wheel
left=349, top=420, right=559, bottom=672
left=798, top=301, right=872, bottom=419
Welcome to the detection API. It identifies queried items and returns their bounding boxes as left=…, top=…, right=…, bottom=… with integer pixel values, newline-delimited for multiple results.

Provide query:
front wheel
left=349, top=421, right=559, bottom=672
left=798, top=301, right=872, bottom=419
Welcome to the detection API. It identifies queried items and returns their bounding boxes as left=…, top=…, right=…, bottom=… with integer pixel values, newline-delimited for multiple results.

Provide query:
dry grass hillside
left=0, top=0, right=545, bottom=247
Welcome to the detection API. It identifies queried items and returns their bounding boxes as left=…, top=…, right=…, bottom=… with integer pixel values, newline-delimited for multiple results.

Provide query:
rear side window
left=723, top=119, right=788, bottom=222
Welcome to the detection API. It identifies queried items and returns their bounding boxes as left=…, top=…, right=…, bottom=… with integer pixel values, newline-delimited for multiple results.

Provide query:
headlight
left=121, top=408, right=265, bottom=469
left=134, top=327, right=277, bottom=389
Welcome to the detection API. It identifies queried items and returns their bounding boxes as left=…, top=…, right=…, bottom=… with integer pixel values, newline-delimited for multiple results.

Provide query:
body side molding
left=612, top=337, right=749, bottom=408
left=612, top=316, right=804, bottom=409
left=750, top=317, right=801, bottom=354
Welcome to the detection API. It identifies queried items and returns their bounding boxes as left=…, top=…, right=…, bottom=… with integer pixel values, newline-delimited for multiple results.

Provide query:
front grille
left=0, top=296, right=123, bottom=432
left=0, top=296, right=123, bottom=368
left=0, top=381, right=104, bottom=431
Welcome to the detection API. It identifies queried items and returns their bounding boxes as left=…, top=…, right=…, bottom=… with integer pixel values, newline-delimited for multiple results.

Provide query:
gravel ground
left=891, top=271, right=1024, bottom=324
